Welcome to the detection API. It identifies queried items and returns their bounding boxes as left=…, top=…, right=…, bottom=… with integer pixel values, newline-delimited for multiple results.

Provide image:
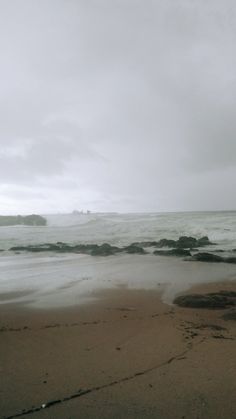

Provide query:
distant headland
left=0, top=214, right=47, bottom=226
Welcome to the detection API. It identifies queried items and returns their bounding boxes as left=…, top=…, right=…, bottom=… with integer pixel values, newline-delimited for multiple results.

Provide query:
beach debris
left=212, top=334, right=234, bottom=340
left=192, top=324, right=227, bottom=331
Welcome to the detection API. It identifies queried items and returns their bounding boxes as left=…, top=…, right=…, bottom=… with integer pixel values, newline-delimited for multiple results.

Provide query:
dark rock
left=155, top=239, right=177, bottom=248
left=76, top=243, right=121, bottom=256
left=123, top=245, right=145, bottom=254
left=219, top=291, right=236, bottom=297
left=222, top=311, right=236, bottom=321
left=29, top=247, right=50, bottom=252
left=9, top=242, right=120, bottom=256
left=190, top=253, right=236, bottom=264
left=10, top=243, right=72, bottom=253
left=154, top=236, right=213, bottom=249
left=196, top=236, right=213, bottom=246
left=10, top=245, right=36, bottom=252
left=191, top=252, right=224, bottom=262
left=131, top=241, right=158, bottom=247
left=153, top=248, right=191, bottom=257
left=174, top=291, right=236, bottom=309
left=0, top=214, right=47, bottom=226
left=176, top=236, right=198, bottom=248
left=90, top=243, right=119, bottom=256
left=224, top=257, right=236, bottom=264
left=69, top=244, right=94, bottom=254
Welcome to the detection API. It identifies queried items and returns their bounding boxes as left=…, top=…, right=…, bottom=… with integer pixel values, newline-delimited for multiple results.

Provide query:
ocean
left=1, top=211, right=236, bottom=308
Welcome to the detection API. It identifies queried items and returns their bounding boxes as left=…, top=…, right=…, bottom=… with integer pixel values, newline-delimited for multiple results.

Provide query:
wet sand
left=1, top=282, right=236, bottom=419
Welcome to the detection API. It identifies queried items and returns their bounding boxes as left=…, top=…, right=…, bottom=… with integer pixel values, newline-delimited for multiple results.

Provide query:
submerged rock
left=153, top=248, right=191, bottom=257
left=155, top=236, right=213, bottom=249
left=130, top=241, right=158, bottom=247
left=224, top=257, right=236, bottom=264
left=123, top=245, right=145, bottom=254
left=90, top=243, right=120, bottom=256
left=10, top=243, right=74, bottom=253
left=190, top=253, right=236, bottom=264
left=174, top=291, right=236, bottom=309
left=191, top=252, right=224, bottom=262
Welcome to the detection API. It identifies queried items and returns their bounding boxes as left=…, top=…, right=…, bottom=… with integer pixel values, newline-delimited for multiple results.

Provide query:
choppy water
left=0, top=211, right=236, bottom=308
left=1, top=211, right=236, bottom=250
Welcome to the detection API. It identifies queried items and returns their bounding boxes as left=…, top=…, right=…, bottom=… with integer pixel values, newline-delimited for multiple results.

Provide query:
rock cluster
left=9, top=235, right=236, bottom=264
left=10, top=242, right=147, bottom=256
left=174, top=291, right=236, bottom=309
left=154, top=236, right=213, bottom=249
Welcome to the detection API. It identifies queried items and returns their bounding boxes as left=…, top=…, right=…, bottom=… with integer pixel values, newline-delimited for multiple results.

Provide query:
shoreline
left=1, top=253, right=236, bottom=309
left=1, top=281, right=236, bottom=418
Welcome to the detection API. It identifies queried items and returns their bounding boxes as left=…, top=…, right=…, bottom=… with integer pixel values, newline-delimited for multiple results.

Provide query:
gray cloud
left=0, top=0, right=236, bottom=213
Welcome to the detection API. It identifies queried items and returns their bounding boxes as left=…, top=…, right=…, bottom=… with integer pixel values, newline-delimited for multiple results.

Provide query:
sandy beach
left=2, top=0, right=236, bottom=415
left=1, top=281, right=236, bottom=419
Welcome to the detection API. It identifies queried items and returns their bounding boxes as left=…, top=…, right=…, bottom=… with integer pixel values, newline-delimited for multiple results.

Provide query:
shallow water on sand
left=0, top=252, right=236, bottom=308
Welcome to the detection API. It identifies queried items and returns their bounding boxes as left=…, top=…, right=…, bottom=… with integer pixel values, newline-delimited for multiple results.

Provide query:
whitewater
left=1, top=211, right=236, bottom=308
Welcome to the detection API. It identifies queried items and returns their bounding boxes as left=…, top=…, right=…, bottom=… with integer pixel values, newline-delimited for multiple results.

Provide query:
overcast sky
left=1, top=0, right=236, bottom=214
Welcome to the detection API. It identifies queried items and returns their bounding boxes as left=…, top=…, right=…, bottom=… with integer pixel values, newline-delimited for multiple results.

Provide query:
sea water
left=0, top=211, right=236, bottom=307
